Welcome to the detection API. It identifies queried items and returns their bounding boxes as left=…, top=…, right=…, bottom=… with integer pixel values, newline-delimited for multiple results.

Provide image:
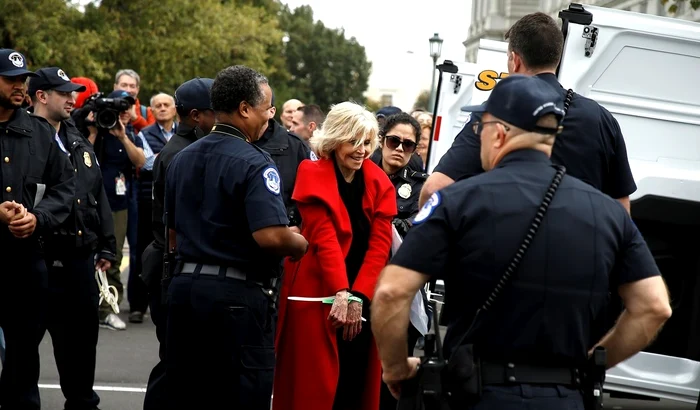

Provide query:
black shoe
left=129, top=311, right=144, bottom=323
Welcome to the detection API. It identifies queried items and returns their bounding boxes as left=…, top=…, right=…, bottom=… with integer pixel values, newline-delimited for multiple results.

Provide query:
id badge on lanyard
left=115, top=173, right=127, bottom=196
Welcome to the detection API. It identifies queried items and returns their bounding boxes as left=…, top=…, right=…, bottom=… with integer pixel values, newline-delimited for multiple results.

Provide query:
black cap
left=107, top=90, right=136, bottom=105
left=461, top=75, right=565, bottom=133
left=28, top=67, right=87, bottom=96
left=174, top=77, right=214, bottom=113
left=376, top=106, right=402, bottom=118
left=0, top=49, right=37, bottom=78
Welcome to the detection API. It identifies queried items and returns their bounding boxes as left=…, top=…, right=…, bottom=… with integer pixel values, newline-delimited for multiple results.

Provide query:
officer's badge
left=262, top=166, right=281, bottom=195
left=83, top=152, right=92, bottom=167
left=398, top=183, right=412, bottom=199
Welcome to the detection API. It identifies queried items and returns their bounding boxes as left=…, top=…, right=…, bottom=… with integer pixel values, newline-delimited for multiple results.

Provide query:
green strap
left=320, top=295, right=364, bottom=304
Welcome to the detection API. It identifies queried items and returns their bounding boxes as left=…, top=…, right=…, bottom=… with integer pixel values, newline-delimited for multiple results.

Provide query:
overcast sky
left=283, top=0, right=473, bottom=92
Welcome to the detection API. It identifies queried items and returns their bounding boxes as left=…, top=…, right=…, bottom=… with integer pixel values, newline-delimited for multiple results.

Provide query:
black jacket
left=370, top=149, right=427, bottom=237
left=151, top=123, right=204, bottom=248
left=0, top=109, right=76, bottom=247
left=254, top=119, right=311, bottom=226
left=45, top=119, right=117, bottom=262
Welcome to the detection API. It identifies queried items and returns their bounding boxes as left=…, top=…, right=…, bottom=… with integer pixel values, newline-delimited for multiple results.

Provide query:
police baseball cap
left=28, top=67, right=87, bottom=96
left=174, top=77, right=214, bottom=113
left=0, top=49, right=37, bottom=78
left=376, top=106, right=402, bottom=118
left=461, top=75, right=565, bottom=134
left=107, top=90, right=136, bottom=105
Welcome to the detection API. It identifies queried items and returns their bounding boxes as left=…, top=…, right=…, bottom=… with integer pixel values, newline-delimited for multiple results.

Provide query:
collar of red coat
left=292, top=157, right=397, bottom=220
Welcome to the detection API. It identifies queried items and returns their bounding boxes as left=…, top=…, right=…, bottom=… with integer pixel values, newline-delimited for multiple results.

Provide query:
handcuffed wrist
left=348, top=295, right=363, bottom=304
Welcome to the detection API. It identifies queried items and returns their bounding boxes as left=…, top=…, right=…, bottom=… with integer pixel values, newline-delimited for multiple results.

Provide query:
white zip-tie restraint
left=96, top=269, right=120, bottom=314
left=288, top=296, right=367, bottom=322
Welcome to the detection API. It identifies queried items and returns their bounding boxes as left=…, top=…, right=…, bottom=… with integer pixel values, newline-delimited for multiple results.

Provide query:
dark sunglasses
left=384, top=135, right=417, bottom=153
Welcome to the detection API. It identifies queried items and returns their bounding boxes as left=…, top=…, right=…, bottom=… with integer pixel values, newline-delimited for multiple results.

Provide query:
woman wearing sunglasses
left=370, top=112, right=428, bottom=238
left=370, top=112, right=433, bottom=410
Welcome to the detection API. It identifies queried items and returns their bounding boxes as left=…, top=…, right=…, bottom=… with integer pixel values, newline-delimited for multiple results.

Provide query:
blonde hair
left=309, top=101, right=379, bottom=159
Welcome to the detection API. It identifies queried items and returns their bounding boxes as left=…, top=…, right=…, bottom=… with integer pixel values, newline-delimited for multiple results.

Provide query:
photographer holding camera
left=371, top=76, right=672, bottom=410
left=76, top=89, right=145, bottom=331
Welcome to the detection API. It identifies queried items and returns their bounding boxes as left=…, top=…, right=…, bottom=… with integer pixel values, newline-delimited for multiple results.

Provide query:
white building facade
left=464, top=0, right=700, bottom=62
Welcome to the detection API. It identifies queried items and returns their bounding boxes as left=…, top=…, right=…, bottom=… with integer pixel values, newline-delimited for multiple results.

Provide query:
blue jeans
left=469, top=385, right=584, bottom=410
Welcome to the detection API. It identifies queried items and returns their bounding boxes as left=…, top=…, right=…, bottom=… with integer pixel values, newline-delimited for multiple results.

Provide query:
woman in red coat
left=273, top=101, right=397, bottom=410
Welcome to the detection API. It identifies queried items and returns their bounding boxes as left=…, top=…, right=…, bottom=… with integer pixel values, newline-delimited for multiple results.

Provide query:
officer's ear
left=493, top=123, right=508, bottom=149
left=239, top=101, right=253, bottom=119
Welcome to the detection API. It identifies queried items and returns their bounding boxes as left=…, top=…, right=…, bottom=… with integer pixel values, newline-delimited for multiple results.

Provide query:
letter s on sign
left=474, top=70, right=509, bottom=91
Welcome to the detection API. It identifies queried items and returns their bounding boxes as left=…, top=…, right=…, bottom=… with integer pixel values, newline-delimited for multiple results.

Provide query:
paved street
left=2, top=250, right=697, bottom=409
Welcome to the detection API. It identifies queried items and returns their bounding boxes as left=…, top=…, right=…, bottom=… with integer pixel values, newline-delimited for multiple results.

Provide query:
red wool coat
left=273, top=157, right=397, bottom=410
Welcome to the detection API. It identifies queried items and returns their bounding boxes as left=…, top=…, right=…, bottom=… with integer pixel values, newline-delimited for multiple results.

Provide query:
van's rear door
left=558, top=3, right=700, bottom=404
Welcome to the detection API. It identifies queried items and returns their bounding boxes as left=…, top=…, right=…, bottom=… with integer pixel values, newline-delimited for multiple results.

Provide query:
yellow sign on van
left=474, top=70, right=510, bottom=91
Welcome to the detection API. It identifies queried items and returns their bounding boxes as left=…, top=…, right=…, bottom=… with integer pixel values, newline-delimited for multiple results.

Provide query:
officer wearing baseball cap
left=29, top=66, right=116, bottom=410
left=372, top=75, right=671, bottom=410
left=0, top=50, right=77, bottom=409
left=142, top=77, right=216, bottom=410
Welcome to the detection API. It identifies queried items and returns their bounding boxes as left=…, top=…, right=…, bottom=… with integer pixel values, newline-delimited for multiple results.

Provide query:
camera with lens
left=74, top=92, right=135, bottom=129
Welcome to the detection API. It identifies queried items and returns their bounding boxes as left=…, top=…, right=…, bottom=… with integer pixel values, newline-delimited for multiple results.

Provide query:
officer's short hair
left=309, top=101, right=378, bottom=159
left=115, top=69, right=140, bottom=86
left=505, top=12, right=563, bottom=70
left=211, top=66, right=268, bottom=114
left=298, top=104, right=325, bottom=128
left=380, top=112, right=420, bottom=142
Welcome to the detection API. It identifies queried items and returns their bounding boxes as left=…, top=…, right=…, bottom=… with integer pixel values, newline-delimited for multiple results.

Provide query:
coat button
left=74, top=168, right=78, bottom=173
left=3, top=157, right=8, bottom=163
left=77, top=199, right=81, bottom=204
left=77, top=230, right=82, bottom=236
left=5, top=187, right=10, bottom=193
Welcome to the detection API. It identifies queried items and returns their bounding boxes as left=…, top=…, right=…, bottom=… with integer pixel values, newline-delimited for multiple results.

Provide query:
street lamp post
left=428, top=32, right=443, bottom=113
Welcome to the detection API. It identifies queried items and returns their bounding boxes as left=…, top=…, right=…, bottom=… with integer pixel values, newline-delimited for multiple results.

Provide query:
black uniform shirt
left=433, top=73, right=637, bottom=199
left=165, top=124, right=289, bottom=278
left=151, top=123, right=203, bottom=248
left=392, top=149, right=659, bottom=366
left=0, top=109, right=75, bottom=247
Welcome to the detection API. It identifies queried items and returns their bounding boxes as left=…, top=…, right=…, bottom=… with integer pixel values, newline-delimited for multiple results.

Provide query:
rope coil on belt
left=95, top=268, right=120, bottom=314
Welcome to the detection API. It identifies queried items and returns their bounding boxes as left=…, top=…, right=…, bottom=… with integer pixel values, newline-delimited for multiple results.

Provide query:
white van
left=427, top=3, right=700, bottom=405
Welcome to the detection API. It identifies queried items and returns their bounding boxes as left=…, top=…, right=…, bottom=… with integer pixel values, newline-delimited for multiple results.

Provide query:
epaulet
left=409, top=169, right=429, bottom=180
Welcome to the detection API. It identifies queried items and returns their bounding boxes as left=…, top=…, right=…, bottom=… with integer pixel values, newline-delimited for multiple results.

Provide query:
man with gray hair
left=114, top=69, right=155, bottom=133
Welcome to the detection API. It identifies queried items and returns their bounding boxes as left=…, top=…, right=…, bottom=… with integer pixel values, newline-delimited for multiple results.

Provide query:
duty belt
left=179, top=262, right=266, bottom=287
left=480, top=361, right=580, bottom=387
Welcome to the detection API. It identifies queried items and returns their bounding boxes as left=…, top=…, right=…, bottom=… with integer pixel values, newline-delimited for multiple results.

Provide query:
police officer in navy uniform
left=370, top=113, right=428, bottom=238
left=163, top=66, right=308, bottom=410
left=254, top=90, right=312, bottom=228
left=0, top=49, right=76, bottom=410
left=29, top=67, right=117, bottom=410
left=142, top=77, right=216, bottom=410
left=371, top=75, right=672, bottom=410
left=420, top=12, right=636, bottom=214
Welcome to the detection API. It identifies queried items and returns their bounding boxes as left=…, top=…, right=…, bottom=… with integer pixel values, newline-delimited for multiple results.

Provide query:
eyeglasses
left=384, top=135, right=417, bottom=153
left=472, top=121, right=510, bottom=135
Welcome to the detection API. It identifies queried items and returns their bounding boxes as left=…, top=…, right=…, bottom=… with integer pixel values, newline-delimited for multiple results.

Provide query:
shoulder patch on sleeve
left=309, top=150, right=318, bottom=161
left=262, top=166, right=281, bottom=195
left=413, top=192, right=441, bottom=224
